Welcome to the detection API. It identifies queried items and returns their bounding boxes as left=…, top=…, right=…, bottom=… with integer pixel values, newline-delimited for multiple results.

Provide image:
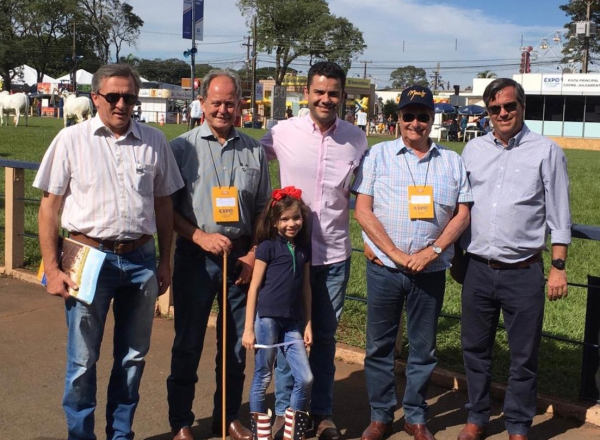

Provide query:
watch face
left=432, top=245, right=442, bottom=254
left=552, top=259, right=566, bottom=270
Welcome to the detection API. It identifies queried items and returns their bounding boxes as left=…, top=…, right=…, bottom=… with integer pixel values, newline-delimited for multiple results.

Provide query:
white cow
left=0, top=91, right=29, bottom=127
left=62, top=91, right=93, bottom=127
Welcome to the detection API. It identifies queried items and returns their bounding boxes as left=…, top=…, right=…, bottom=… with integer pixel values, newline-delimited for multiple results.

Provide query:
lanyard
left=287, top=241, right=296, bottom=273
left=403, top=150, right=431, bottom=187
left=208, top=138, right=236, bottom=188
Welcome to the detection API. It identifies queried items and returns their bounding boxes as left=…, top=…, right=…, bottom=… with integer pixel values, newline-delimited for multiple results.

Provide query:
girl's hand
left=242, top=330, right=256, bottom=350
left=304, top=324, right=313, bottom=348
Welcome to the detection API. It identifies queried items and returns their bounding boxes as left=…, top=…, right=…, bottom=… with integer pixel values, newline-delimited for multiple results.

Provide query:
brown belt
left=467, top=252, right=542, bottom=270
left=69, top=232, right=152, bottom=255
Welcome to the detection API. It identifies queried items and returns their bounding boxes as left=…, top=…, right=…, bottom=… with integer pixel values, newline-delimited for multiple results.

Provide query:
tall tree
left=0, top=0, right=29, bottom=91
left=237, top=0, right=366, bottom=85
left=390, top=65, right=429, bottom=88
left=559, top=1, right=600, bottom=69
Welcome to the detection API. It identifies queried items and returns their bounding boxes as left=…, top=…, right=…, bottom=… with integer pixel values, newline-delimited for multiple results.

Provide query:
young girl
left=243, top=186, right=313, bottom=440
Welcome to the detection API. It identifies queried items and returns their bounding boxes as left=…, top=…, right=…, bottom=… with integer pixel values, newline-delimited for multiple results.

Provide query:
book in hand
left=38, top=237, right=107, bottom=305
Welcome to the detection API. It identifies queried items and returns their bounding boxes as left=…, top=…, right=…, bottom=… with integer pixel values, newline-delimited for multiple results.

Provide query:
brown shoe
left=457, top=423, right=485, bottom=440
left=272, top=415, right=285, bottom=440
left=213, top=419, right=253, bottom=440
left=404, top=423, right=435, bottom=440
left=172, top=426, right=195, bottom=440
left=508, top=435, right=528, bottom=440
left=312, top=415, right=341, bottom=440
left=361, top=421, right=393, bottom=440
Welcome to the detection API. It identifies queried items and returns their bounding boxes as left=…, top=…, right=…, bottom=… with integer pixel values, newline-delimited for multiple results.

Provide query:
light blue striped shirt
left=461, top=124, right=571, bottom=262
left=352, top=138, right=472, bottom=272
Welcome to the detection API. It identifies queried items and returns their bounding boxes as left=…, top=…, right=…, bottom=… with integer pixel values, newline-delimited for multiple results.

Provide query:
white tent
left=56, top=69, right=94, bottom=85
left=10, top=64, right=57, bottom=85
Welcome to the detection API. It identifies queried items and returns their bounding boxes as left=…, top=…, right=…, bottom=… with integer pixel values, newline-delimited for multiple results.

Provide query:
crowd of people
left=35, top=61, right=571, bottom=440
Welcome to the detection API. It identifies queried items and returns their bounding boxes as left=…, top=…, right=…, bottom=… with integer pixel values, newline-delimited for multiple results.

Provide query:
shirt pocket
left=433, top=175, right=459, bottom=208
left=331, top=160, right=358, bottom=191
left=234, top=167, right=260, bottom=196
left=132, top=163, right=155, bottom=196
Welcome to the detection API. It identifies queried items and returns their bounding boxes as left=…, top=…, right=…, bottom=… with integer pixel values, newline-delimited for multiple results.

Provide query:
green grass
left=1, top=118, right=599, bottom=400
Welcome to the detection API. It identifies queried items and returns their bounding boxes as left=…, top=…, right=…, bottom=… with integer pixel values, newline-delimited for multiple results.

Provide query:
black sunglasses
left=401, top=113, right=431, bottom=123
left=487, top=101, right=518, bottom=115
left=97, top=92, right=138, bottom=106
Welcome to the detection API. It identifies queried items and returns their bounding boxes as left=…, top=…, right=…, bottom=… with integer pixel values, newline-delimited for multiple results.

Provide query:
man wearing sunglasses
left=34, top=63, right=184, bottom=440
left=455, top=78, right=571, bottom=440
left=353, top=85, right=472, bottom=440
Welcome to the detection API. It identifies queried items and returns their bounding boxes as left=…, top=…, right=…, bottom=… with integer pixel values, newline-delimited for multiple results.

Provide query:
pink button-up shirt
left=261, top=115, right=367, bottom=265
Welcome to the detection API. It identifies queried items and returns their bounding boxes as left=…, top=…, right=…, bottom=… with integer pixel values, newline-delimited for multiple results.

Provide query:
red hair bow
left=271, top=186, right=302, bottom=206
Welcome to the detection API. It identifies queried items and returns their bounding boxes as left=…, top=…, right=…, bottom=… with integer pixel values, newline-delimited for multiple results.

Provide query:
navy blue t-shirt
left=255, top=234, right=311, bottom=319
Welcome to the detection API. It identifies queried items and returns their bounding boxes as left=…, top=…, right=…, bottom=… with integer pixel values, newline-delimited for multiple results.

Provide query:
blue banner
left=182, top=0, right=204, bottom=40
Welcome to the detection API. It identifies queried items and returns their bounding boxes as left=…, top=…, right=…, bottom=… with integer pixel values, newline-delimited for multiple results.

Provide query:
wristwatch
left=431, top=243, right=443, bottom=255
left=551, top=258, right=566, bottom=270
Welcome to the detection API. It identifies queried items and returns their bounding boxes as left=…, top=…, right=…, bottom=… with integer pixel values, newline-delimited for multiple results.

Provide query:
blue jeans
left=274, top=258, right=351, bottom=416
left=167, top=237, right=249, bottom=430
left=63, top=239, right=158, bottom=440
left=461, top=257, right=545, bottom=436
left=250, top=317, right=313, bottom=413
left=364, top=260, right=445, bottom=425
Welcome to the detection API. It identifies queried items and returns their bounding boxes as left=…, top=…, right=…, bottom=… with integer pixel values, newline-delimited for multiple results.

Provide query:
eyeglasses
left=401, top=113, right=431, bottom=123
left=96, top=92, right=138, bottom=106
left=487, top=101, right=519, bottom=115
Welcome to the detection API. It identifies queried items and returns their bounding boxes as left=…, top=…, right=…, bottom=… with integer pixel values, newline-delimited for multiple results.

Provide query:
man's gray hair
left=483, top=78, right=526, bottom=107
left=92, top=64, right=142, bottom=95
left=200, top=69, right=242, bottom=101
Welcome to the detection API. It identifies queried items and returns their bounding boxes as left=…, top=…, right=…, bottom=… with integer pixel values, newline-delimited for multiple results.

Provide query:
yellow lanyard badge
left=408, top=185, right=434, bottom=219
left=212, top=187, right=240, bottom=223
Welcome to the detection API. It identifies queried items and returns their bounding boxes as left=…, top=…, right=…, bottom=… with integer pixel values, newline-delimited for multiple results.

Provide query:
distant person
left=34, top=63, right=183, bottom=440
left=356, top=108, right=367, bottom=132
left=182, top=104, right=188, bottom=124
left=189, top=94, right=203, bottom=129
left=455, top=78, right=571, bottom=440
left=286, top=106, right=293, bottom=119
left=460, top=115, right=467, bottom=140
left=243, top=187, right=314, bottom=440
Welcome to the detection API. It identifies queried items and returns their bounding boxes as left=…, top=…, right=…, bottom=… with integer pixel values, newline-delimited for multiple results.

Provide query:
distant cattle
left=62, top=91, right=93, bottom=127
left=0, top=91, right=29, bottom=127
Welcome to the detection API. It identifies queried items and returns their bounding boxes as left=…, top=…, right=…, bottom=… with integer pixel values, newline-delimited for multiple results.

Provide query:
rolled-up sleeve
left=351, top=146, right=378, bottom=196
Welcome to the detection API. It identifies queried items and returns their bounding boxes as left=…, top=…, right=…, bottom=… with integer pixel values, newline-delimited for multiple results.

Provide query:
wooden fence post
left=5, top=167, right=25, bottom=273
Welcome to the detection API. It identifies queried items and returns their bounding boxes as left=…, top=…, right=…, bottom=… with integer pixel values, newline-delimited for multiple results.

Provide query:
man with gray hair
left=35, top=63, right=184, bottom=439
left=167, top=69, right=271, bottom=440
left=455, top=78, right=571, bottom=440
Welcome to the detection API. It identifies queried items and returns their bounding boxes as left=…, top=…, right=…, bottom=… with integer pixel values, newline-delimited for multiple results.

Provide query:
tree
left=389, top=66, right=429, bottom=89
left=477, top=70, right=497, bottom=78
left=237, top=0, right=366, bottom=85
left=0, top=0, right=29, bottom=91
left=382, top=99, right=398, bottom=120
left=559, top=1, right=600, bottom=69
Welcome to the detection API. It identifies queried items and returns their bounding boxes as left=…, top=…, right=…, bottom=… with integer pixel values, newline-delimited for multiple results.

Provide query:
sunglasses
left=401, top=113, right=431, bottom=123
left=97, top=92, right=138, bottom=106
left=487, top=101, right=519, bottom=115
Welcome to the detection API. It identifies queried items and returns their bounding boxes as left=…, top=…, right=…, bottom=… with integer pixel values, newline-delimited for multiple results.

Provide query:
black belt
left=467, top=252, right=542, bottom=270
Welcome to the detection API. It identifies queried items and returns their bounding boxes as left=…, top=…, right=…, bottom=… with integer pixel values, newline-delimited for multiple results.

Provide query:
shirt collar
left=91, top=114, right=141, bottom=140
left=396, top=137, right=440, bottom=158
left=198, top=120, right=239, bottom=143
left=492, top=123, right=529, bottom=149
left=306, top=114, right=340, bottom=135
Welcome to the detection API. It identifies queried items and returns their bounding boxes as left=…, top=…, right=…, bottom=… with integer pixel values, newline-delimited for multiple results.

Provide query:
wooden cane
left=222, top=252, right=227, bottom=440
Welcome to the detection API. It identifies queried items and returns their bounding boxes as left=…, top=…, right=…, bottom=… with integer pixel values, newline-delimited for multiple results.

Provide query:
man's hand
left=193, top=231, right=232, bottom=255
left=242, top=329, right=256, bottom=350
left=405, top=247, right=438, bottom=273
left=45, top=267, right=78, bottom=300
left=547, top=267, right=568, bottom=301
left=304, top=322, right=313, bottom=348
left=156, top=261, right=172, bottom=296
left=235, top=251, right=256, bottom=285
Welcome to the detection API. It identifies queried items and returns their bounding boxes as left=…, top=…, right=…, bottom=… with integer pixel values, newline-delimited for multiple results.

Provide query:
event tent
left=56, top=69, right=94, bottom=85
left=10, top=64, right=57, bottom=85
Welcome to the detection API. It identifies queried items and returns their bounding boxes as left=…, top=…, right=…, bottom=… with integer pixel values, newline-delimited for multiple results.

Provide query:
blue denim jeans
left=461, top=257, right=545, bottom=436
left=274, top=258, right=351, bottom=416
left=250, top=317, right=313, bottom=413
left=364, top=260, right=445, bottom=425
left=167, top=237, right=249, bottom=430
left=62, top=239, right=158, bottom=440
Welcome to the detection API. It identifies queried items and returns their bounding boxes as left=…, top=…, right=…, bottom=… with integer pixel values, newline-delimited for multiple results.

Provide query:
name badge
left=212, top=187, right=240, bottom=223
left=408, top=185, right=434, bottom=219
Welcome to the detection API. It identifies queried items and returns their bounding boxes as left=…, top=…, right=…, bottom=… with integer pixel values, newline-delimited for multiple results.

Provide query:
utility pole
left=242, top=35, right=251, bottom=80
left=72, top=20, right=77, bottom=93
left=190, top=2, right=196, bottom=102
left=251, top=16, right=258, bottom=125
left=433, top=62, right=440, bottom=91
left=582, top=0, right=595, bottom=73
left=359, top=60, right=372, bottom=79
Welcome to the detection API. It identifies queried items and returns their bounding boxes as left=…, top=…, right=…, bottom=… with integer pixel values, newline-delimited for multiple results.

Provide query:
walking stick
left=222, top=252, right=227, bottom=440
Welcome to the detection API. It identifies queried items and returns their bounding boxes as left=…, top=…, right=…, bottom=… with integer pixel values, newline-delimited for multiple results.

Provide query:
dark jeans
left=461, top=257, right=545, bottom=436
left=167, top=237, right=249, bottom=430
left=364, top=260, right=445, bottom=424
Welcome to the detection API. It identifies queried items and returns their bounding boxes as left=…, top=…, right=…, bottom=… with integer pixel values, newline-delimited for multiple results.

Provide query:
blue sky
left=126, top=0, right=575, bottom=88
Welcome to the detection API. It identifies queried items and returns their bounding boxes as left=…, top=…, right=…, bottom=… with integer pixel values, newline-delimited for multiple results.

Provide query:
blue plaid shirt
left=352, top=138, right=473, bottom=272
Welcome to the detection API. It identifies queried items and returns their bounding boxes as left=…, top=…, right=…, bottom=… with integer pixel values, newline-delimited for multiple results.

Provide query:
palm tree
left=477, top=70, right=497, bottom=78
